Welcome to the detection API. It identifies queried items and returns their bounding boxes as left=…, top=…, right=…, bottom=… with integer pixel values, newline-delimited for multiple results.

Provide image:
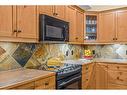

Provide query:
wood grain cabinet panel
left=12, top=82, right=35, bottom=89
left=66, top=6, right=77, bottom=42
left=76, top=10, right=84, bottom=43
left=35, top=76, right=55, bottom=89
left=54, top=6, right=65, bottom=20
left=38, top=6, right=54, bottom=16
left=16, top=6, right=37, bottom=39
left=82, top=63, right=96, bottom=89
left=98, top=11, right=116, bottom=42
left=66, top=6, right=84, bottom=43
left=96, top=63, right=108, bottom=89
left=0, top=6, right=15, bottom=37
left=108, top=70, right=127, bottom=86
left=116, top=10, right=127, bottom=42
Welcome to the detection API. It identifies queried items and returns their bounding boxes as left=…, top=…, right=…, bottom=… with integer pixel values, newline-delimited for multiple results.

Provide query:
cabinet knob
left=113, top=38, right=115, bottom=40
left=45, top=82, right=49, bottom=86
left=117, top=66, right=119, bottom=69
left=75, top=37, right=78, bottom=40
left=86, top=67, right=88, bottom=70
left=13, top=30, right=17, bottom=33
left=17, top=30, right=21, bottom=33
left=86, top=79, right=88, bottom=81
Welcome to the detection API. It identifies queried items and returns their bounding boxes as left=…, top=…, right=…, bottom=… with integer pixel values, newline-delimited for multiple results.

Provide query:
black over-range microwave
left=39, top=14, right=69, bottom=43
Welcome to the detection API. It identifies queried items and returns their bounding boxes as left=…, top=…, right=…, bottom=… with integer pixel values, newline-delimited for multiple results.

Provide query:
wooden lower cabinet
left=10, top=76, right=55, bottom=89
left=82, top=63, right=96, bottom=89
left=82, top=63, right=127, bottom=89
left=35, top=76, right=55, bottom=89
left=96, top=63, right=108, bottom=89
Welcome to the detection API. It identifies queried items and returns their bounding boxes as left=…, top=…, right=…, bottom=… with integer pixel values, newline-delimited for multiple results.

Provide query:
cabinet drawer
left=82, top=63, right=94, bottom=74
left=108, top=70, right=127, bottom=86
left=35, top=76, right=55, bottom=89
left=12, top=82, right=35, bottom=89
left=108, top=64, right=127, bottom=71
left=108, top=83, right=127, bottom=89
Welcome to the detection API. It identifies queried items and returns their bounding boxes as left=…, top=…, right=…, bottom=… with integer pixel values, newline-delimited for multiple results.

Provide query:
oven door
left=57, top=73, right=81, bottom=89
left=39, top=14, right=69, bottom=42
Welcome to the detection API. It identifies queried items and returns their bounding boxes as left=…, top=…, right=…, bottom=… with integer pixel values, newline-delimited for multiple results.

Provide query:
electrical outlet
left=126, top=50, right=127, bottom=55
left=66, top=51, right=69, bottom=56
left=71, top=50, right=73, bottom=55
left=92, top=50, right=95, bottom=55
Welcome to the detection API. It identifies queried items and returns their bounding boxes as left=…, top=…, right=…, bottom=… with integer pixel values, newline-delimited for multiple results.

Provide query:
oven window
left=46, top=25, right=64, bottom=38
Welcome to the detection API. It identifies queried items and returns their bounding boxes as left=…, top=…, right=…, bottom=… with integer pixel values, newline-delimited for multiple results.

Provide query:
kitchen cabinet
left=98, top=11, right=116, bottom=42
left=0, top=69, right=56, bottom=90
left=82, top=63, right=96, bottom=89
left=35, top=76, right=55, bottom=89
left=98, top=8, right=127, bottom=43
left=0, top=6, right=38, bottom=42
left=38, top=5, right=65, bottom=20
left=16, top=6, right=37, bottom=39
left=85, top=13, right=98, bottom=43
left=0, top=6, right=15, bottom=38
left=116, top=10, right=127, bottom=42
left=107, top=63, right=127, bottom=89
left=66, top=6, right=84, bottom=43
left=76, top=10, right=84, bottom=43
left=96, top=63, right=108, bottom=89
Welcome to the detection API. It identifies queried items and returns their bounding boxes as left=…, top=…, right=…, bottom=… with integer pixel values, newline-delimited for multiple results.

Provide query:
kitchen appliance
left=39, top=14, right=69, bottom=43
left=38, top=63, right=82, bottom=89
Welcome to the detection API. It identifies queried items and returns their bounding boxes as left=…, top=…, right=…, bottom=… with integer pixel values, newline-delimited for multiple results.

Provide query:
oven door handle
left=58, top=75, right=81, bottom=87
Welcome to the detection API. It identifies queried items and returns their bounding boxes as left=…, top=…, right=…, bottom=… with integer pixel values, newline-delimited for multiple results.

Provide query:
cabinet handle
left=13, top=30, right=17, bottom=33
left=113, top=38, right=115, bottom=40
left=115, top=38, right=118, bottom=40
left=45, top=82, right=49, bottom=86
left=117, top=77, right=123, bottom=81
left=86, top=79, right=88, bottom=81
left=117, top=66, right=119, bottom=69
left=86, top=67, right=88, bottom=70
left=75, top=37, right=78, bottom=40
left=17, top=30, right=22, bottom=33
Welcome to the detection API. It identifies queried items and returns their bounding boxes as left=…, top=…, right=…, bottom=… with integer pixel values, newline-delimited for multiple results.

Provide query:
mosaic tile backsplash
left=0, top=42, right=82, bottom=71
left=0, top=42, right=127, bottom=71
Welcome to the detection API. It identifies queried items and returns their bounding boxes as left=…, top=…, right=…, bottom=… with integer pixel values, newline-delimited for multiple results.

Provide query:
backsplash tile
left=1, top=42, right=127, bottom=71
left=0, top=42, right=82, bottom=71
left=12, top=43, right=36, bottom=67
left=84, top=44, right=127, bottom=59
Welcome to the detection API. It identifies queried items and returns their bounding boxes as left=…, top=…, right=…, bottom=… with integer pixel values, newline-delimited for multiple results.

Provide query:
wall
left=0, top=42, right=82, bottom=71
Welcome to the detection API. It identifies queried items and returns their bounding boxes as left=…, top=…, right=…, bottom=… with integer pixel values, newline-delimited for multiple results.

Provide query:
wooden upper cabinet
left=66, top=6, right=77, bottom=42
left=16, top=6, right=37, bottom=39
left=66, top=6, right=84, bottom=43
left=38, top=6, right=53, bottom=16
left=38, top=5, right=65, bottom=20
left=116, top=10, right=127, bottom=42
left=76, top=10, right=84, bottom=43
left=0, top=6, right=15, bottom=37
left=54, top=6, right=65, bottom=20
left=98, top=11, right=116, bottom=42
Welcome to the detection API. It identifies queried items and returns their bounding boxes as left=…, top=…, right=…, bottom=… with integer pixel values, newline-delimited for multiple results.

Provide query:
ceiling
left=79, top=5, right=127, bottom=11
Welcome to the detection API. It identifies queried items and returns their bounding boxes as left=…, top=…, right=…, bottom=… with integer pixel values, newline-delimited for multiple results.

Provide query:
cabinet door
left=0, top=6, right=15, bottom=37
left=66, top=6, right=77, bottom=42
left=54, top=6, right=65, bottom=20
left=76, top=10, right=84, bottom=43
left=117, top=10, right=127, bottom=42
left=16, top=6, right=37, bottom=39
left=96, top=63, right=108, bottom=89
left=98, top=11, right=116, bottom=42
left=38, top=5, right=54, bottom=16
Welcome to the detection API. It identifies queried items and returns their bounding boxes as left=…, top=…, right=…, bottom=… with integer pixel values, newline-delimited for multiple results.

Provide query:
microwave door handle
left=62, top=26, right=68, bottom=41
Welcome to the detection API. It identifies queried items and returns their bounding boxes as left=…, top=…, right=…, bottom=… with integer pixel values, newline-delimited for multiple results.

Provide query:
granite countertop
left=94, top=58, right=127, bottom=64
left=62, top=58, right=127, bottom=65
left=0, top=68, right=55, bottom=89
